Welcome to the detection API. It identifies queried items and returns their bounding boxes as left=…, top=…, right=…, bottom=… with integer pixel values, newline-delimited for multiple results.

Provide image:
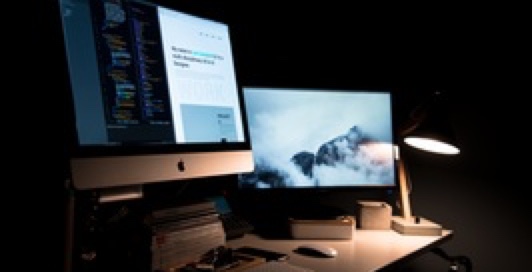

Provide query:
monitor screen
left=60, top=0, right=253, bottom=190
left=239, top=87, right=396, bottom=189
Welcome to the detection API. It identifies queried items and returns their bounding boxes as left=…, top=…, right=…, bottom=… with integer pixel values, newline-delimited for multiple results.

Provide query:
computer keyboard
left=244, top=261, right=314, bottom=272
left=219, top=213, right=254, bottom=239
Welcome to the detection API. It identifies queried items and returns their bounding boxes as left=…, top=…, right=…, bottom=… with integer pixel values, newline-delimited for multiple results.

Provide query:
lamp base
left=391, top=216, right=443, bottom=236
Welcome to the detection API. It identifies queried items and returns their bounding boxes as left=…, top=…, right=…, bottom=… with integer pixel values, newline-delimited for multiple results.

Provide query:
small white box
left=289, top=216, right=355, bottom=239
left=357, top=201, right=392, bottom=230
left=391, top=216, right=443, bottom=236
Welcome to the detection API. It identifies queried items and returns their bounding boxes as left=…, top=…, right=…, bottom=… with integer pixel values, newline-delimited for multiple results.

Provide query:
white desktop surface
left=227, top=229, right=452, bottom=272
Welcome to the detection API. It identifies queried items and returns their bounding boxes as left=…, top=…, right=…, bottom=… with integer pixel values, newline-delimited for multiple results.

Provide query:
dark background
left=228, top=3, right=524, bottom=271
left=52, top=0, right=526, bottom=271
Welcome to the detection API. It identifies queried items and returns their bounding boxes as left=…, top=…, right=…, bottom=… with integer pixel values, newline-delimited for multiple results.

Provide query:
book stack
left=150, top=200, right=226, bottom=271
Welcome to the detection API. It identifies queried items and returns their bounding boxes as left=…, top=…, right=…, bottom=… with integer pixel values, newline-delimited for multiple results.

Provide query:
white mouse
left=295, top=244, right=338, bottom=258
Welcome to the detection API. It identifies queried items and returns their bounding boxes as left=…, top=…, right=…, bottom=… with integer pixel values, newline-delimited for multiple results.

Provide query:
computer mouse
left=294, top=244, right=338, bottom=258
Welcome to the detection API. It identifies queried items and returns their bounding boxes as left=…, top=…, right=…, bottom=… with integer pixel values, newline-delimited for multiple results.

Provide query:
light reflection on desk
left=227, top=229, right=452, bottom=272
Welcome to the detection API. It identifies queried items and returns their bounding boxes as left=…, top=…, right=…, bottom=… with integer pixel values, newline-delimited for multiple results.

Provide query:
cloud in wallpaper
left=239, top=88, right=395, bottom=188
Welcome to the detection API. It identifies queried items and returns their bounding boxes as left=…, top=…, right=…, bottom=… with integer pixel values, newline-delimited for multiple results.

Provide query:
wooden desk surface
left=227, top=229, right=453, bottom=272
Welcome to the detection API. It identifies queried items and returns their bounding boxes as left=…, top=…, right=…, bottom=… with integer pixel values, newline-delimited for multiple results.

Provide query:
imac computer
left=239, top=87, right=396, bottom=190
left=60, top=0, right=253, bottom=200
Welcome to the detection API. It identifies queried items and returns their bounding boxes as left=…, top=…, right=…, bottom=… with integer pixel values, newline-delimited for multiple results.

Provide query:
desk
left=227, top=230, right=452, bottom=272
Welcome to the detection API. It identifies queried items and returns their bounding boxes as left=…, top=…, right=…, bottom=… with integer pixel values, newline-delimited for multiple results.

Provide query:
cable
left=431, top=247, right=473, bottom=272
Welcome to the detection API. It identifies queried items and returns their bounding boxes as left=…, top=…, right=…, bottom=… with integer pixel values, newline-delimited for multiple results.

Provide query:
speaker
left=356, top=201, right=392, bottom=230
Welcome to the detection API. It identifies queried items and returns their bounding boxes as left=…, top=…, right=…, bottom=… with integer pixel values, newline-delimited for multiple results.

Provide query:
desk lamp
left=391, top=91, right=460, bottom=235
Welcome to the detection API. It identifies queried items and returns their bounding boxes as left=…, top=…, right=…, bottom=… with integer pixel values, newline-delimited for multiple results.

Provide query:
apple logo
left=177, top=159, right=186, bottom=172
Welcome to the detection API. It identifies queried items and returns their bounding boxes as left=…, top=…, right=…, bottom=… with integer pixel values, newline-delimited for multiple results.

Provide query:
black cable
left=431, top=247, right=473, bottom=272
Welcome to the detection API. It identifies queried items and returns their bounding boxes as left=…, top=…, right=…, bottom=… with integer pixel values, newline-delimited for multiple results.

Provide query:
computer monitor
left=239, top=87, right=396, bottom=190
left=60, top=0, right=253, bottom=194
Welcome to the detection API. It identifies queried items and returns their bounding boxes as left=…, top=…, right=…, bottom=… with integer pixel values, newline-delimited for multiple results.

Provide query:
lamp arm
left=391, top=146, right=445, bottom=235
left=397, top=158, right=412, bottom=220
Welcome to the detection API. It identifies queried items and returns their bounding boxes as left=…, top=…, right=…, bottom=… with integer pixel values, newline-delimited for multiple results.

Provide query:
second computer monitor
left=239, top=87, right=396, bottom=189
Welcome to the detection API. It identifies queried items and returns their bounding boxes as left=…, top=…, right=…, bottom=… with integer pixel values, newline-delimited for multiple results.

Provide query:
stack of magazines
left=150, top=199, right=225, bottom=271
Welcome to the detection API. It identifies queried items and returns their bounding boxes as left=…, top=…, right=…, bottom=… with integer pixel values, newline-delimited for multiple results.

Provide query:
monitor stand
left=98, top=185, right=143, bottom=203
left=289, top=203, right=346, bottom=220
